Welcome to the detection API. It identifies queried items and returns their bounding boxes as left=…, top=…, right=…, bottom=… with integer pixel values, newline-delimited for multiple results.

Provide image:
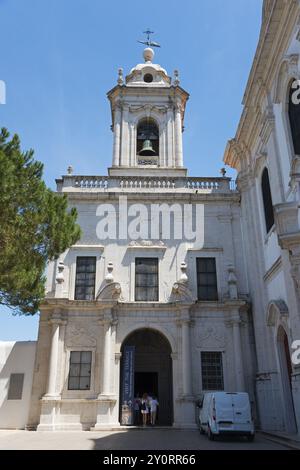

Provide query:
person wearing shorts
left=141, top=393, right=148, bottom=426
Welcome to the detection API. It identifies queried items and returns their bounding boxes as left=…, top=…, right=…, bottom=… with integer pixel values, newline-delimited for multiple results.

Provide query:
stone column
left=46, top=317, right=65, bottom=397
left=175, top=102, right=183, bottom=168
left=102, top=314, right=113, bottom=396
left=120, top=105, right=129, bottom=166
left=231, top=316, right=245, bottom=391
left=112, top=104, right=122, bottom=167
left=166, top=106, right=174, bottom=166
left=181, top=312, right=192, bottom=397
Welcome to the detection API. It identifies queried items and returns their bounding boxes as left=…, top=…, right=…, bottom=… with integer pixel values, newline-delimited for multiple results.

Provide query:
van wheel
left=247, top=434, right=255, bottom=442
left=208, top=426, right=214, bottom=441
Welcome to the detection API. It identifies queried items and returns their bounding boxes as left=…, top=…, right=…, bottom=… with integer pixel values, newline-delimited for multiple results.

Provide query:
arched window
left=261, top=167, right=274, bottom=233
left=288, top=80, right=300, bottom=155
left=137, top=118, right=159, bottom=165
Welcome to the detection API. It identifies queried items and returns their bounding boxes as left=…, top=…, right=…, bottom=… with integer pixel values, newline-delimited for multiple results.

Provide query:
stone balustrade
left=57, top=175, right=237, bottom=193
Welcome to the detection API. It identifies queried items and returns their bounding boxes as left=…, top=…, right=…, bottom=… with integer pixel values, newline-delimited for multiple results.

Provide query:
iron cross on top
left=138, top=29, right=161, bottom=48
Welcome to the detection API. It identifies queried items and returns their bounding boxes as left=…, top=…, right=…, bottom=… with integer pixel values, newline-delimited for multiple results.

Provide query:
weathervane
left=138, top=29, right=161, bottom=48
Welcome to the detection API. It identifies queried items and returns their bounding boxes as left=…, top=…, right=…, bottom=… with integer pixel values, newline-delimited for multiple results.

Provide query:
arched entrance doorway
left=120, top=329, right=173, bottom=426
left=277, top=326, right=297, bottom=433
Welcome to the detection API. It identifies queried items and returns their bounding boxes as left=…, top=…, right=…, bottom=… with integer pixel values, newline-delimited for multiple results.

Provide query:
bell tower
left=107, top=42, right=189, bottom=177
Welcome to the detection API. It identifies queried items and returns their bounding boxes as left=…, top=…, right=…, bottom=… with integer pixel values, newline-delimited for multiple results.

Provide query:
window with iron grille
left=135, top=258, right=159, bottom=301
left=7, top=373, right=24, bottom=400
left=196, top=258, right=218, bottom=301
left=68, top=351, right=92, bottom=390
left=201, top=352, right=224, bottom=390
left=74, top=257, right=96, bottom=301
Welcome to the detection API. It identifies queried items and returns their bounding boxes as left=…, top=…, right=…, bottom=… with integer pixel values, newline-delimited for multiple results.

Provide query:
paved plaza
left=0, top=429, right=292, bottom=450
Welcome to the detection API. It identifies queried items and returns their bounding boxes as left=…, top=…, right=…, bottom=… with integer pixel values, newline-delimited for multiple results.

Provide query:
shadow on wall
left=0, top=341, right=36, bottom=429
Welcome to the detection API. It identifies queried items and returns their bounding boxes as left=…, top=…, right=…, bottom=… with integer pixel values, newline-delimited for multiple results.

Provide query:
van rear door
left=231, top=393, right=251, bottom=426
left=215, top=393, right=234, bottom=428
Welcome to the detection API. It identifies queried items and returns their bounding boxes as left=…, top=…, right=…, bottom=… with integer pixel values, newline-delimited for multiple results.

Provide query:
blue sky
left=0, top=0, right=262, bottom=340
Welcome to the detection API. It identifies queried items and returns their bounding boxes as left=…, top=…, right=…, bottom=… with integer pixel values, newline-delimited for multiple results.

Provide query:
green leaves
left=0, top=128, right=81, bottom=315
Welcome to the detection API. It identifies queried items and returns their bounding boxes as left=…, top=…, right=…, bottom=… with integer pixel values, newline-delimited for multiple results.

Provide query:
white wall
left=0, top=341, right=36, bottom=429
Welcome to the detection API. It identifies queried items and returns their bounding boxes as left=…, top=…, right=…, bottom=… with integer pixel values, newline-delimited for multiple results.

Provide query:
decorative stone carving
left=66, top=324, right=97, bottom=347
left=97, top=282, right=122, bottom=301
left=171, top=281, right=193, bottom=303
left=197, top=325, right=225, bottom=347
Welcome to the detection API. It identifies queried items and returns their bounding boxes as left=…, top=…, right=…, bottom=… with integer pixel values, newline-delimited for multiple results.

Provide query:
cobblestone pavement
left=0, top=429, right=291, bottom=450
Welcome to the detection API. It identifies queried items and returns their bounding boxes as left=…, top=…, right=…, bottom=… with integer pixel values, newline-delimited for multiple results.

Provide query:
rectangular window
left=201, top=352, right=224, bottom=391
left=68, top=351, right=92, bottom=390
left=74, top=257, right=96, bottom=301
left=7, top=373, right=24, bottom=400
left=135, top=258, right=159, bottom=301
left=196, top=257, right=218, bottom=301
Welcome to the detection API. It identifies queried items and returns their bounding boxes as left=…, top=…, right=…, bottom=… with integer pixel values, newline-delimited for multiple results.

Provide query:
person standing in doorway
left=147, top=393, right=153, bottom=424
left=150, top=396, right=159, bottom=426
left=141, top=393, right=148, bottom=426
left=133, top=395, right=141, bottom=426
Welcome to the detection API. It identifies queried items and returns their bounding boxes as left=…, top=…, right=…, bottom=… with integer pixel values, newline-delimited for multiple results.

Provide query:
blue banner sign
left=121, top=346, right=135, bottom=425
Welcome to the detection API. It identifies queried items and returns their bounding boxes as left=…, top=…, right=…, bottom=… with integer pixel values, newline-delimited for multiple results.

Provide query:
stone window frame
left=198, top=349, right=226, bottom=393
left=62, top=347, right=96, bottom=399
left=196, top=257, right=218, bottom=302
left=67, top=247, right=104, bottom=301
left=134, top=257, right=159, bottom=302
left=74, top=256, right=97, bottom=301
left=128, top=249, right=165, bottom=302
left=187, top=249, right=223, bottom=302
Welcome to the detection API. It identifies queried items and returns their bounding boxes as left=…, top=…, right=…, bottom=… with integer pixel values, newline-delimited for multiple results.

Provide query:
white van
left=198, top=392, right=255, bottom=441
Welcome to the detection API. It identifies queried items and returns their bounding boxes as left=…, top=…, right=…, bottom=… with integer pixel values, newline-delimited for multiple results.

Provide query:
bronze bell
left=139, top=139, right=156, bottom=156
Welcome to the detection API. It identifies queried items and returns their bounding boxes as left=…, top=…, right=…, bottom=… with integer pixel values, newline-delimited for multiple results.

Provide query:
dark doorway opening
left=120, top=329, right=173, bottom=426
left=135, top=372, right=158, bottom=398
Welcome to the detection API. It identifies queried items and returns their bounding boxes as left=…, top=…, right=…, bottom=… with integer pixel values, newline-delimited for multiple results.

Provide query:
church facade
left=27, top=46, right=256, bottom=431
left=2, top=0, right=297, bottom=434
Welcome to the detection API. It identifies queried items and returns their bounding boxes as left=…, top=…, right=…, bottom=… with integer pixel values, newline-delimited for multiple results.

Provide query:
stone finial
left=179, top=262, right=188, bottom=283
left=67, top=165, right=73, bottom=175
left=228, top=265, right=238, bottom=300
left=220, top=167, right=227, bottom=177
left=117, top=68, right=124, bottom=85
left=105, top=262, right=114, bottom=283
left=56, top=261, right=65, bottom=284
left=55, top=261, right=65, bottom=298
left=143, top=47, right=154, bottom=63
left=174, top=69, right=180, bottom=86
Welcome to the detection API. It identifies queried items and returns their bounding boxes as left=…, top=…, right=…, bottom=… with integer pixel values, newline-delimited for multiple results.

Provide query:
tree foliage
left=0, top=128, right=81, bottom=315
